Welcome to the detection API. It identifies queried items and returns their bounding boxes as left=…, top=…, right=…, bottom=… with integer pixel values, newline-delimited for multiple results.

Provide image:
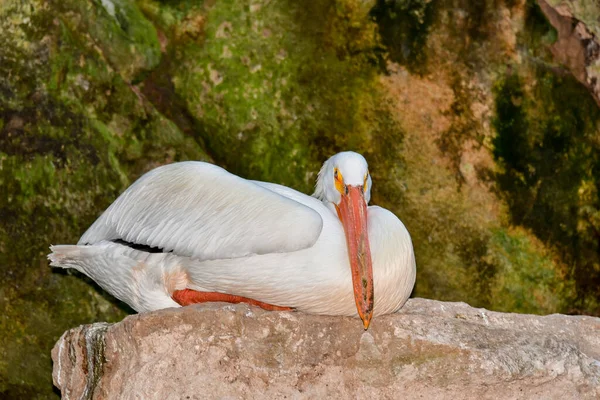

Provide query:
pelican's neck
left=312, top=157, right=332, bottom=203
left=323, top=201, right=339, bottom=219
left=312, top=159, right=338, bottom=220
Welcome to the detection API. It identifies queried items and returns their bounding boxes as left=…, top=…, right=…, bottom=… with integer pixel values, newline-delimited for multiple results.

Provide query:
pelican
left=49, top=151, right=415, bottom=329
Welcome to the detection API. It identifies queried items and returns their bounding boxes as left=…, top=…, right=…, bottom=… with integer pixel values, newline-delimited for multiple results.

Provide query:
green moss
left=370, top=0, right=434, bottom=74
left=50, top=0, right=162, bottom=83
left=492, top=73, right=531, bottom=192
left=391, top=344, right=463, bottom=371
left=0, top=0, right=208, bottom=397
left=492, top=65, right=600, bottom=314
left=486, top=228, right=570, bottom=314
left=437, top=73, right=484, bottom=184
left=518, top=0, right=557, bottom=61
left=148, top=0, right=389, bottom=190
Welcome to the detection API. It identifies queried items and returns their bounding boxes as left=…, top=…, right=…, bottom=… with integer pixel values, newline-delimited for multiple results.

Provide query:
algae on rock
left=3, top=0, right=600, bottom=398
left=141, top=0, right=391, bottom=190
left=0, top=0, right=207, bottom=397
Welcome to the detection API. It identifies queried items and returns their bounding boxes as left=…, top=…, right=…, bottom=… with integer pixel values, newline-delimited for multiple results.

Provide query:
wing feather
left=79, top=162, right=323, bottom=260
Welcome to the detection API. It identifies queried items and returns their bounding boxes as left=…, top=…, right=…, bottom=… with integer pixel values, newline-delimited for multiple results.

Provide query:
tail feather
left=48, top=244, right=105, bottom=275
left=48, top=245, right=81, bottom=267
left=47, top=242, right=183, bottom=312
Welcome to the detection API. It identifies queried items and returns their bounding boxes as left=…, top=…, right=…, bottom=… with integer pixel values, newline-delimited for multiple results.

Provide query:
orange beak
left=336, top=185, right=374, bottom=329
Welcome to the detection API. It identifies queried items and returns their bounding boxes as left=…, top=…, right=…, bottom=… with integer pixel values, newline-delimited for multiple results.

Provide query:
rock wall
left=52, top=299, right=600, bottom=399
left=539, top=0, right=600, bottom=106
left=3, top=0, right=600, bottom=397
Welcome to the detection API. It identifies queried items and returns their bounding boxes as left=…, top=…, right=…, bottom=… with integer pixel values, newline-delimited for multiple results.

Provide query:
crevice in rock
left=80, top=323, right=110, bottom=400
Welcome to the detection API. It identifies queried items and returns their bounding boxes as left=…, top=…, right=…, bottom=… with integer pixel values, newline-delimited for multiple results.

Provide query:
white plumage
left=49, top=151, right=416, bottom=324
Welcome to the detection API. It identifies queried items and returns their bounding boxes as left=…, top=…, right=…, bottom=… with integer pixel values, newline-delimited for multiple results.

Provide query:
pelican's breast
left=368, top=206, right=416, bottom=315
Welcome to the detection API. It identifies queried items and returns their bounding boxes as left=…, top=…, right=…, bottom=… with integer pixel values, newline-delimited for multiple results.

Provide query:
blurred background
left=2, top=0, right=600, bottom=397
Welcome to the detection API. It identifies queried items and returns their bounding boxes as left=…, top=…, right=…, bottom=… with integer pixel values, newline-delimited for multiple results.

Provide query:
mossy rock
left=0, top=0, right=207, bottom=397
left=2, top=0, right=600, bottom=397
left=141, top=0, right=390, bottom=190
left=546, top=0, right=600, bottom=37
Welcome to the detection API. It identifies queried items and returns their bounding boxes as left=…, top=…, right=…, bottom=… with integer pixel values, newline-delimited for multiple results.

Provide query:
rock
left=5, top=0, right=600, bottom=396
left=52, top=299, right=600, bottom=399
left=538, top=0, right=600, bottom=106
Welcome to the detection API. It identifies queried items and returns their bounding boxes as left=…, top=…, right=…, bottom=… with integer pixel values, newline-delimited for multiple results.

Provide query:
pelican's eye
left=334, top=168, right=345, bottom=194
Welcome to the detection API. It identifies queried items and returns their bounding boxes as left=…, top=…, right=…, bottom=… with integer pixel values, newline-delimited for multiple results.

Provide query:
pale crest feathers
left=313, top=151, right=372, bottom=204
left=80, top=162, right=323, bottom=260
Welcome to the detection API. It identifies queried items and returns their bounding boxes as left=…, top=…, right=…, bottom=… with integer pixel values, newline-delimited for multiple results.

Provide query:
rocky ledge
left=538, top=0, right=600, bottom=106
left=52, top=298, right=600, bottom=399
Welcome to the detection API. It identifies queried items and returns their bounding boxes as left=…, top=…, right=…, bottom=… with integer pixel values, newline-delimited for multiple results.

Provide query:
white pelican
left=49, top=151, right=415, bottom=329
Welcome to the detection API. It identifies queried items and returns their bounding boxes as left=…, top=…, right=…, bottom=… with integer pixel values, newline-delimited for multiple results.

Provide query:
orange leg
left=172, top=289, right=293, bottom=311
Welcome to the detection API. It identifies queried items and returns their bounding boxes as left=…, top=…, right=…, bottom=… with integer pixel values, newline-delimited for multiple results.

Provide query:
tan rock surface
left=538, top=0, right=600, bottom=106
left=52, top=299, right=600, bottom=399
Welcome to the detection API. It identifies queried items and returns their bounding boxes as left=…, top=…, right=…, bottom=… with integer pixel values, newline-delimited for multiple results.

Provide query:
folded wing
left=79, top=162, right=323, bottom=260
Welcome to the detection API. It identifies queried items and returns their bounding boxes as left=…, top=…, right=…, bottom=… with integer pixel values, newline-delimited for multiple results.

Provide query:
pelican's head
left=314, top=151, right=372, bottom=206
left=314, top=151, right=374, bottom=329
